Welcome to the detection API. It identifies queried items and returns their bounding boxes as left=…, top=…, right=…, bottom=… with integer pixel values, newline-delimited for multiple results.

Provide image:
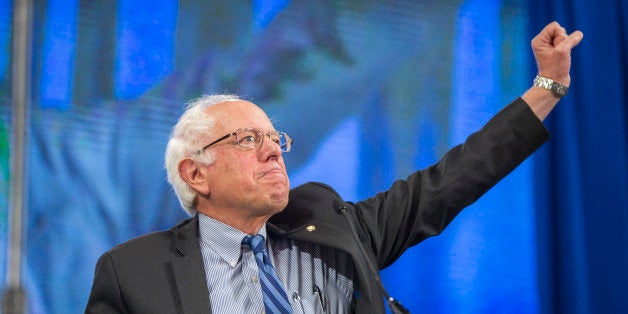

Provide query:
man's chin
left=268, top=188, right=289, bottom=209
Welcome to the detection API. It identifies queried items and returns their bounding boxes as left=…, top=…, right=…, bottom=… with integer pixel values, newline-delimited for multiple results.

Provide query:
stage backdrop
left=0, top=0, right=626, bottom=313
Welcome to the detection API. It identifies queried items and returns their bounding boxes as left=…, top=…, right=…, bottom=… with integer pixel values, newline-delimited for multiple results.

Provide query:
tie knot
left=242, top=234, right=266, bottom=254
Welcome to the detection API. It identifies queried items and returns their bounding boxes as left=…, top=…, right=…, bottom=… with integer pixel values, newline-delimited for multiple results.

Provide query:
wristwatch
left=533, top=75, right=568, bottom=97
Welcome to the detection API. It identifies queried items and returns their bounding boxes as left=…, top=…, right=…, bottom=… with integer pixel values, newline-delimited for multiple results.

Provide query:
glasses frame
left=196, top=128, right=293, bottom=153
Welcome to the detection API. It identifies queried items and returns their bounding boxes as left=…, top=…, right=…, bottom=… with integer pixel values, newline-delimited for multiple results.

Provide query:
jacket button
left=306, top=225, right=316, bottom=232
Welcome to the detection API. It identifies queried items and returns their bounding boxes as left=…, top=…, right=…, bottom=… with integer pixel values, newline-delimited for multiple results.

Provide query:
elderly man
left=86, top=22, right=582, bottom=313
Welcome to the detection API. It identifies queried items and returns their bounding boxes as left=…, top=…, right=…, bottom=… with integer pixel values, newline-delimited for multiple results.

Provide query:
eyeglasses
left=197, top=128, right=293, bottom=153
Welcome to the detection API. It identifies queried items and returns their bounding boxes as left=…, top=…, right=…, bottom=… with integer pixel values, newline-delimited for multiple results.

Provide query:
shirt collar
left=198, top=213, right=267, bottom=267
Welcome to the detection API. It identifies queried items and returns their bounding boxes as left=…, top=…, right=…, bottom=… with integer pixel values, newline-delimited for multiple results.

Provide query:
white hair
left=165, top=94, right=241, bottom=215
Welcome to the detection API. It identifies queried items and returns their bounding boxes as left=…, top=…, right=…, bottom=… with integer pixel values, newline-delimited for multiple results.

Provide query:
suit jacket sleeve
left=353, top=98, right=550, bottom=269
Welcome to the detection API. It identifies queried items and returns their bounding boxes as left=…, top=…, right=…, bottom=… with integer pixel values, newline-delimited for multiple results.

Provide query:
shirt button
left=252, top=275, right=259, bottom=282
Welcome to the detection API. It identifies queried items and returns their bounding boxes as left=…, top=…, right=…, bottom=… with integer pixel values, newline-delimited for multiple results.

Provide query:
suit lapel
left=171, top=215, right=212, bottom=314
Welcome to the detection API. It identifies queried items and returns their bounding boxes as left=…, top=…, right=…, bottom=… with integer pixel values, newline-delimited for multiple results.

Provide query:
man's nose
left=258, top=134, right=282, bottom=161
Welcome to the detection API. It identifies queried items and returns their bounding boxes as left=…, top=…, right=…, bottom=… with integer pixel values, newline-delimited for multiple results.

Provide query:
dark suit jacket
left=85, top=98, right=549, bottom=313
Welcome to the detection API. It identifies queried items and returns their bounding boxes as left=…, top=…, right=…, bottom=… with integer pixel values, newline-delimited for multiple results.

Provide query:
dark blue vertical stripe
left=114, top=0, right=177, bottom=100
left=39, top=0, right=78, bottom=110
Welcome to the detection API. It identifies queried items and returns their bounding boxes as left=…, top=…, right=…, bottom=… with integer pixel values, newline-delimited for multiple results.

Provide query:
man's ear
left=178, top=158, right=210, bottom=195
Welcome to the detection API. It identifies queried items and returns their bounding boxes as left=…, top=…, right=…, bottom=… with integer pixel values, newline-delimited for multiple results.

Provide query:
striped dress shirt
left=198, top=213, right=354, bottom=313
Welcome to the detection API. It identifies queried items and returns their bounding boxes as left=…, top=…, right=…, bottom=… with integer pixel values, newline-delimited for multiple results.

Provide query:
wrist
left=522, top=86, right=561, bottom=121
left=533, top=75, right=569, bottom=97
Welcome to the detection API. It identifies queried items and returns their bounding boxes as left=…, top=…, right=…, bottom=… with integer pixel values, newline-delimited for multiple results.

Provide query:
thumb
left=556, top=30, right=584, bottom=51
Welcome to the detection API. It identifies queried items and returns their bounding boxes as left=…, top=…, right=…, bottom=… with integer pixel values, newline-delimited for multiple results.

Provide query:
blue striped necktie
left=242, top=235, right=293, bottom=314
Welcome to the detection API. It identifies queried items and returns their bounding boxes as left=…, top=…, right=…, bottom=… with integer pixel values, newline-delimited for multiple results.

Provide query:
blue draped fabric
left=529, top=0, right=628, bottom=313
left=0, top=1, right=626, bottom=313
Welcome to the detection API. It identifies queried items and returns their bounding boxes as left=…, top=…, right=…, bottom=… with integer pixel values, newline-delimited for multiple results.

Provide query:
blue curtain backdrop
left=529, top=0, right=628, bottom=313
left=0, top=0, right=626, bottom=313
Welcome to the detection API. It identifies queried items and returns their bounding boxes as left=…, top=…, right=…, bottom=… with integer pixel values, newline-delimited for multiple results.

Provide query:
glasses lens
left=280, top=132, right=292, bottom=152
left=266, top=131, right=290, bottom=152
left=235, top=129, right=260, bottom=149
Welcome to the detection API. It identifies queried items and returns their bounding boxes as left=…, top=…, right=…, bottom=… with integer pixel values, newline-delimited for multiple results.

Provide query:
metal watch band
left=533, top=75, right=568, bottom=97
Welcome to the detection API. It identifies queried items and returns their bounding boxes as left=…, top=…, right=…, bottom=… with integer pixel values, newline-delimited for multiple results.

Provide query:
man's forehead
left=205, top=100, right=273, bottom=128
left=207, top=99, right=256, bottom=111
